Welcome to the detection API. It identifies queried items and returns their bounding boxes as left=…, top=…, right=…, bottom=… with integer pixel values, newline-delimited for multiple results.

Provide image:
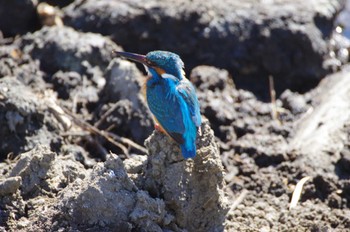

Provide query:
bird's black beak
left=113, top=51, right=148, bottom=65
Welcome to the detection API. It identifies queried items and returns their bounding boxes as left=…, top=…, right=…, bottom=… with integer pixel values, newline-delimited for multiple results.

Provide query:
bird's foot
left=155, top=123, right=166, bottom=134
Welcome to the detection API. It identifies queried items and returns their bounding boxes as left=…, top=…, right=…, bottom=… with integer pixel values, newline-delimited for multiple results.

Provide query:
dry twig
left=229, top=189, right=248, bottom=213
left=269, top=75, right=280, bottom=122
left=94, top=102, right=120, bottom=128
left=289, top=176, right=311, bottom=210
left=62, top=108, right=148, bottom=157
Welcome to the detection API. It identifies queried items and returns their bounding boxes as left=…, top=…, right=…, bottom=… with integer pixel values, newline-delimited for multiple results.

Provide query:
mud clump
left=144, top=119, right=228, bottom=231
left=0, top=77, right=61, bottom=158
left=95, top=59, right=154, bottom=145
left=1, top=0, right=350, bottom=231
left=63, top=0, right=345, bottom=97
left=19, top=26, right=118, bottom=75
left=0, top=121, right=227, bottom=231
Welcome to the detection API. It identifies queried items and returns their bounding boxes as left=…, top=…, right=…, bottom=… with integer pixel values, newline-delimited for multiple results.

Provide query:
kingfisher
left=114, top=50, right=202, bottom=159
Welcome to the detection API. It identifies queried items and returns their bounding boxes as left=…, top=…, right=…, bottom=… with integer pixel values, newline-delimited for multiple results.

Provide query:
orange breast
left=142, top=67, right=165, bottom=98
left=141, top=78, right=148, bottom=98
left=154, top=67, right=166, bottom=75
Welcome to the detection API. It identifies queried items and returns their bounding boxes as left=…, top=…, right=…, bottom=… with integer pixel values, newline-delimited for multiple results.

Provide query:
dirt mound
left=1, top=0, right=350, bottom=231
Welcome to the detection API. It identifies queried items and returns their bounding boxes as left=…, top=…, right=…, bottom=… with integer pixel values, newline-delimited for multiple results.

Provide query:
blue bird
left=115, top=50, right=202, bottom=159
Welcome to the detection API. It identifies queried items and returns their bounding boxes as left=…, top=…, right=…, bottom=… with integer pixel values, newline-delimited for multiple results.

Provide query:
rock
left=57, top=155, right=137, bottom=228
left=9, top=145, right=85, bottom=197
left=190, top=65, right=234, bottom=92
left=130, top=191, right=166, bottom=232
left=9, top=146, right=56, bottom=196
left=0, top=44, right=46, bottom=92
left=37, top=2, right=64, bottom=27
left=190, top=66, right=237, bottom=142
left=123, top=154, right=148, bottom=187
left=19, top=26, right=119, bottom=75
left=280, top=89, right=307, bottom=114
left=16, top=26, right=122, bottom=112
left=325, top=32, right=350, bottom=71
left=335, top=146, right=350, bottom=179
left=0, top=77, right=61, bottom=158
left=95, top=59, right=153, bottom=145
left=64, top=0, right=345, bottom=96
left=0, top=176, right=22, bottom=196
left=101, top=59, right=147, bottom=109
left=51, top=71, right=82, bottom=100
left=31, top=154, right=169, bottom=231
left=123, top=154, right=148, bottom=174
left=289, top=71, right=350, bottom=174
left=5, top=121, right=227, bottom=231
left=0, top=145, right=87, bottom=231
left=144, top=119, right=229, bottom=231
left=61, top=144, right=96, bottom=168
left=0, top=0, right=39, bottom=37
left=234, top=133, right=288, bottom=168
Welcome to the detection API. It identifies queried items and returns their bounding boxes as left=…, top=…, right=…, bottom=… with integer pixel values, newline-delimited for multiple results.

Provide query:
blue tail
left=180, top=143, right=197, bottom=159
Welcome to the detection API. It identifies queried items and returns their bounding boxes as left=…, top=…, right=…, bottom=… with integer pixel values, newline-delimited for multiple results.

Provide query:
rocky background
left=1, top=0, right=350, bottom=231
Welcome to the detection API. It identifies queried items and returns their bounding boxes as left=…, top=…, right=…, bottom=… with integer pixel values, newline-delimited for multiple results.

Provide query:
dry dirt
left=1, top=0, right=350, bottom=231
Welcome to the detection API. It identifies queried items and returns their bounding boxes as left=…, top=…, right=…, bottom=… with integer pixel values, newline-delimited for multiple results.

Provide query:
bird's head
left=114, top=50, right=185, bottom=80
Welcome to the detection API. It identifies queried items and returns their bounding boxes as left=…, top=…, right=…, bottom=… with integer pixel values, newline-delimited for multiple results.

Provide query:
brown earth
left=1, top=0, right=350, bottom=231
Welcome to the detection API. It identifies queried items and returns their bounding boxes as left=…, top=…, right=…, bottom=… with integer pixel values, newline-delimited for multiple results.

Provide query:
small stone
left=0, top=176, right=22, bottom=196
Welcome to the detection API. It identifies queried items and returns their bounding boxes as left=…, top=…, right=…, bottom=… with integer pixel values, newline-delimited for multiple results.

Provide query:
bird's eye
left=146, top=60, right=156, bottom=66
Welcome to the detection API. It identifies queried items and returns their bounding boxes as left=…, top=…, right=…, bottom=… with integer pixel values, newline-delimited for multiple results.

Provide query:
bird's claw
left=155, top=123, right=166, bottom=134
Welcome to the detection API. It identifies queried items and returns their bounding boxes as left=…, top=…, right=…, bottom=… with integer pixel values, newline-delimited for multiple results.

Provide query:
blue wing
left=146, top=76, right=186, bottom=144
left=146, top=73, right=201, bottom=159
left=176, top=79, right=202, bottom=128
